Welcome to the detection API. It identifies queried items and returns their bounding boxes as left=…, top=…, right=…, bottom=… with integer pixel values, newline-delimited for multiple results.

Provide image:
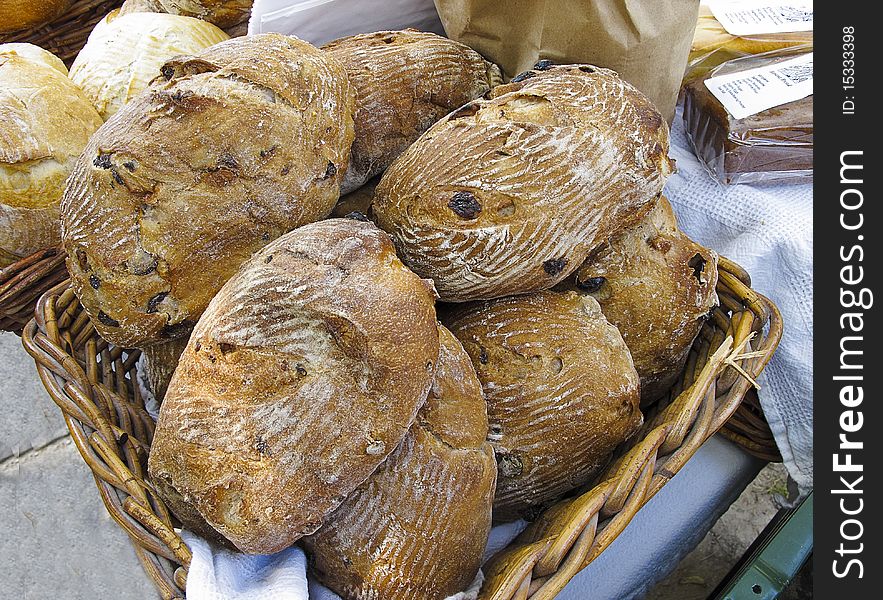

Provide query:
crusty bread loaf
left=322, top=30, right=502, bottom=195
left=0, top=0, right=70, bottom=33
left=444, top=290, right=642, bottom=521
left=119, top=0, right=252, bottom=30
left=305, top=325, right=495, bottom=600
left=61, top=33, right=355, bottom=348
left=330, top=176, right=379, bottom=219
left=1, top=44, right=102, bottom=266
left=69, top=11, right=229, bottom=120
left=141, top=336, right=189, bottom=404
left=372, top=64, right=674, bottom=302
left=148, top=218, right=440, bottom=554
left=559, top=197, right=719, bottom=403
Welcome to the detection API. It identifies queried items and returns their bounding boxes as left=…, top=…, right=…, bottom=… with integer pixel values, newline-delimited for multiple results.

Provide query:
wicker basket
left=0, top=246, right=68, bottom=334
left=22, top=255, right=780, bottom=599
left=0, top=0, right=125, bottom=65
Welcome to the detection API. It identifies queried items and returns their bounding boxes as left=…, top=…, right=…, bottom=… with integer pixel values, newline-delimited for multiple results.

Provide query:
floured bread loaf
left=148, top=218, right=440, bottom=554
left=560, top=197, right=719, bottom=403
left=141, top=336, right=189, bottom=404
left=1, top=44, right=102, bottom=266
left=69, top=11, right=229, bottom=120
left=322, top=30, right=502, bottom=194
left=62, top=33, right=355, bottom=348
left=119, top=0, right=252, bottom=30
left=372, top=64, right=673, bottom=302
left=445, top=290, right=642, bottom=521
left=305, top=325, right=496, bottom=600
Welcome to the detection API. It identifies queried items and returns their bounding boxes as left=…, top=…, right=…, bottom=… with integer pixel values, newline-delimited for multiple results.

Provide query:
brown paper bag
left=433, top=0, right=700, bottom=122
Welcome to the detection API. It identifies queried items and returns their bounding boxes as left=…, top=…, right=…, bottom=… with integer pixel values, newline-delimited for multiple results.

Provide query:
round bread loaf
left=0, top=0, right=70, bottom=33
left=1, top=44, right=103, bottom=266
left=148, top=218, right=440, bottom=554
left=305, top=325, right=496, bottom=600
left=69, top=11, right=230, bottom=120
left=322, top=29, right=502, bottom=195
left=560, top=197, right=719, bottom=403
left=119, top=0, right=252, bottom=30
left=61, top=33, right=355, bottom=348
left=445, top=290, right=642, bottom=521
left=372, top=64, right=674, bottom=302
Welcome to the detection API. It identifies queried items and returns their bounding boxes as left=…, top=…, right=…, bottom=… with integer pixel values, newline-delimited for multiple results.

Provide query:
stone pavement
left=0, top=331, right=155, bottom=600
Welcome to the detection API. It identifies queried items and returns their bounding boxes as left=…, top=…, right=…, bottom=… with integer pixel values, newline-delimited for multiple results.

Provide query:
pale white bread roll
left=69, top=11, right=230, bottom=120
left=322, top=29, right=502, bottom=194
left=444, top=290, right=642, bottom=521
left=61, top=33, right=355, bottom=348
left=373, top=64, right=675, bottom=302
left=148, top=218, right=440, bottom=554
left=305, top=325, right=496, bottom=600
left=1, top=43, right=102, bottom=266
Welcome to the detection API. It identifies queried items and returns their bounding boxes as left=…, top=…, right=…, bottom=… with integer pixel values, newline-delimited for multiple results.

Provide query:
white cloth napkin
left=247, top=0, right=445, bottom=46
left=664, top=107, right=813, bottom=494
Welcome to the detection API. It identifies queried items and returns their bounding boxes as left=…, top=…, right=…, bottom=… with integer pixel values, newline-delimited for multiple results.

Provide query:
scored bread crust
left=1, top=44, right=103, bottom=265
left=560, top=197, right=720, bottom=403
left=61, top=33, right=355, bottom=348
left=322, top=29, right=502, bottom=195
left=148, top=218, right=440, bottom=554
left=372, top=64, right=674, bottom=302
left=445, top=290, right=642, bottom=521
left=119, top=0, right=253, bottom=30
left=305, top=325, right=496, bottom=600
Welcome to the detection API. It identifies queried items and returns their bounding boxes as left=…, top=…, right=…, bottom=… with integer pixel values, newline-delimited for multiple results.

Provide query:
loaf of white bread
left=1, top=43, right=102, bottom=266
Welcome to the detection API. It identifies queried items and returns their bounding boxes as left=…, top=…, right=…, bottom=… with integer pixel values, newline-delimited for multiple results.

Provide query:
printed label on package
left=704, top=52, right=813, bottom=120
left=709, top=0, right=814, bottom=36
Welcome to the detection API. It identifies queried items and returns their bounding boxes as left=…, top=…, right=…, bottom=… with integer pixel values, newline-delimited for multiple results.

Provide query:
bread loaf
left=444, top=290, right=642, bottom=521
left=69, top=11, right=229, bottom=120
left=322, top=30, right=502, bottom=195
left=372, top=64, right=674, bottom=302
left=0, top=0, right=70, bottom=33
left=61, top=33, right=355, bottom=348
left=119, top=0, right=252, bottom=30
left=148, top=218, right=440, bottom=554
left=330, top=176, right=379, bottom=219
left=141, top=336, right=189, bottom=404
left=559, top=197, right=719, bottom=403
left=1, top=44, right=102, bottom=266
left=305, top=325, right=495, bottom=600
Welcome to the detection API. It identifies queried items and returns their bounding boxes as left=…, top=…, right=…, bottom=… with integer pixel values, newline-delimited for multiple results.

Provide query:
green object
left=711, top=492, right=813, bottom=600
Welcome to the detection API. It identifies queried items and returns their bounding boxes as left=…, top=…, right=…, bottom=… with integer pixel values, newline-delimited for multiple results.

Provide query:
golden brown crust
left=61, top=34, right=355, bottom=348
left=148, top=219, right=440, bottom=554
left=372, top=64, right=674, bottom=302
left=444, top=290, right=642, bottom=521
left=305, top=325, right=495, bottom=600
left=69, top=12, right=230, bottom=120
left=322, top=29, right=502, bottom=195
left=1, top=44, right=102, bottom=265
left=559, top=198, right=719, bottom=403
left=330, top=176, right=380, bottom=220
left=0, top=0, right=70, bottom=33
left=119, top=0, right=253, bottom=30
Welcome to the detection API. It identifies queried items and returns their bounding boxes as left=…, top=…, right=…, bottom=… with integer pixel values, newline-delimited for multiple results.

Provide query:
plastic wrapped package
left=682, top=48, right=812, bottom=185
left=684, top=4, right=812, bottom=85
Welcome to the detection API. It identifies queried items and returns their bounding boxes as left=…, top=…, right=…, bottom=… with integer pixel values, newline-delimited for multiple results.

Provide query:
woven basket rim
left=21, top=256, right=783, bottom=600
left=0, top=245, right=67, bottom=335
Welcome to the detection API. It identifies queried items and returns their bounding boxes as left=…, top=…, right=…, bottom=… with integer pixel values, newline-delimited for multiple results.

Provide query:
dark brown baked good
left=61, top=33, right=355, bottom=348
left=683, top=54, right=813, bottom=184
left=372, top=64, right=674, bottom=302
left=148, top=218, right=440, bottom=554
left=444, top=290, right=642, bottom=521
left=558, top=197, right=719, bottom=403
left=305, top=325, right=496, bottom=600
left=322, top=29, right=502, bottom=194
